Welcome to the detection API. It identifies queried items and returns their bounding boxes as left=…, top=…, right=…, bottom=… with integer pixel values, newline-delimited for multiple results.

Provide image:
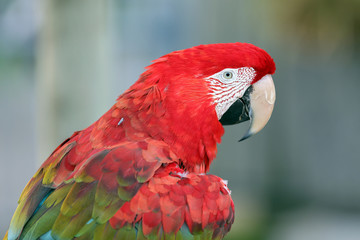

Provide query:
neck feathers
left=89, top=69, right=224, bottom=173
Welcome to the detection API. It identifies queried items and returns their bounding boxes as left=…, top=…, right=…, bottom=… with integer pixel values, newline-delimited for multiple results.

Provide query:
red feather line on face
left=207, top=67, right=256, bottom=105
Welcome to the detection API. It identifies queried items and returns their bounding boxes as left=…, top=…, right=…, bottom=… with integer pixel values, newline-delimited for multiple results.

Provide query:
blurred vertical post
left=36, top=0, right=111, bottom=165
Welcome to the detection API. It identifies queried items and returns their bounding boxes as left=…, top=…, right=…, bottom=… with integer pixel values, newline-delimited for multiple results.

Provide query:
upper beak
left=219, top=74, right=276, bottom=141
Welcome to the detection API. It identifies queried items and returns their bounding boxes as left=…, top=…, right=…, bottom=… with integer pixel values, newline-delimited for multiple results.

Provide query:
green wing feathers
left=5, top=138, right=233, bottom=240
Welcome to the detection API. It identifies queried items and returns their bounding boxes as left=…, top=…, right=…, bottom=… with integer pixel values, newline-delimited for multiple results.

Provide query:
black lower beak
left=219, top=86, right=252, bottom=125
left=219, top=74, right=276, bottom=142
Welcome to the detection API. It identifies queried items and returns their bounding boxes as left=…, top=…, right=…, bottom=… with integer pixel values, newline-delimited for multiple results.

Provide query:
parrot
left=4, top=42, right=276, bottom=240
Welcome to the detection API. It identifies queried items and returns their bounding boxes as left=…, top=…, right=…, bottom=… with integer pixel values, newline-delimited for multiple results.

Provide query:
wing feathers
left=7, top=139, right=181, bottom=240
left=6, top=132, right=233, bottom=240
left=109, top=164, right=234, bottom=239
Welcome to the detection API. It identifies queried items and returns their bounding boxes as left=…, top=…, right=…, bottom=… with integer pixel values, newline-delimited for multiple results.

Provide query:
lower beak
left=219, top=74, right=276, bottom=141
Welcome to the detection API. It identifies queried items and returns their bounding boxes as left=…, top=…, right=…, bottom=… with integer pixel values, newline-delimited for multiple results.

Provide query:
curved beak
left=219, top=74, right=276, bottom=141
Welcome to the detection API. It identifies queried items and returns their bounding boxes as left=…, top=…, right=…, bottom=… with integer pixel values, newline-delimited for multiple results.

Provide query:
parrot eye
left=206, top=68, right=238, bottom=83
left=220, top=70, right=235, bottom=82
left=223, top=71, right=233, bottom=79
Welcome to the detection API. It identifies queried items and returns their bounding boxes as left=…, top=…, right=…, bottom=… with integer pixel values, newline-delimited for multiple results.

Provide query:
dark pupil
left=225, top=72, right=231, bottom=77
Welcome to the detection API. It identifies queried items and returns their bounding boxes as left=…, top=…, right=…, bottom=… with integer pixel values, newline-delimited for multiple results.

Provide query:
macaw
left=4, top=42, right=276, bottom=240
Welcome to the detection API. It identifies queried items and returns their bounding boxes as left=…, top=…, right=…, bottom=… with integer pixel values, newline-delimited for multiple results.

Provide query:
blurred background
left=1, top=0, right=360, bottom=239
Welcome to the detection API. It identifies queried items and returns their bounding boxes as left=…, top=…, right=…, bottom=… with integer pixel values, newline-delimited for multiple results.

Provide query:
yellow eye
left=223, top=71, right=233, bottom=80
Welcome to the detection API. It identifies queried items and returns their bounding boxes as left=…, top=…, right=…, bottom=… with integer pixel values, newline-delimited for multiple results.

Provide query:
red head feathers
left=91, top=43, right=276, bottom=172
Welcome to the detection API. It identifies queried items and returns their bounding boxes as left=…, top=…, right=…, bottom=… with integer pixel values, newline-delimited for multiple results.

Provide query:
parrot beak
left=219, top=74, right=276, bottom=141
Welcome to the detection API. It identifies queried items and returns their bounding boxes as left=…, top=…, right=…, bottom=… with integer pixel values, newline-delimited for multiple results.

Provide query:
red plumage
left=5, top=42, right=275, bottom=240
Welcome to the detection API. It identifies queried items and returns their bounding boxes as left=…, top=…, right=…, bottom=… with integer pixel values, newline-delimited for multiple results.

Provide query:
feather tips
left=1, top=43, right=278, bottom=239
left=110, top=164, right=234, bottom=239
left=6, top=138, right=180, bottom=240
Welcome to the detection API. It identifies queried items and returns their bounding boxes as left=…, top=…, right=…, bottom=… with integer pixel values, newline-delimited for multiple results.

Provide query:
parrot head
left=202, top=46, right=276, bottom=141
left=145, top=42, right=275, bottom=139
left=123, top=42, right=276, bottom=171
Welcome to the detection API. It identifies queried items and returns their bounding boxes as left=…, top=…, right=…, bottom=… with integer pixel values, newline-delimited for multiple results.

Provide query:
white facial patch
left=206, top=67, right=256, bottom=119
